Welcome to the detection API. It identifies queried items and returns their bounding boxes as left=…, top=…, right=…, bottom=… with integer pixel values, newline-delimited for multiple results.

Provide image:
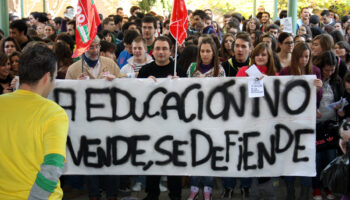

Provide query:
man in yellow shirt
left=0, top=44, right=69, bottom=199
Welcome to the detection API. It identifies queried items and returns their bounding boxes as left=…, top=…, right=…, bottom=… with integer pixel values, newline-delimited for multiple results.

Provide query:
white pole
left=174, top=23, right=179, bottom=76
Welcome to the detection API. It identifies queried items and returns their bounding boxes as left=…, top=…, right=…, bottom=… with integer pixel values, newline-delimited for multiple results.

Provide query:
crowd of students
left=1, top=4, right=350, bottom=200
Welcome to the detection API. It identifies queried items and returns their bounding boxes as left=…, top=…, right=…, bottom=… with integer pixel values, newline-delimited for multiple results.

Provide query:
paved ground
left=63, top=177, right=341, bottom=200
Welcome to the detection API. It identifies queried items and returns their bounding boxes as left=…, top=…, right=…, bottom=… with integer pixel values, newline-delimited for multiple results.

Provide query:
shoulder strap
left=228, top=58, right=234, bottom=68
left=189, top=62, right=196, bottom=77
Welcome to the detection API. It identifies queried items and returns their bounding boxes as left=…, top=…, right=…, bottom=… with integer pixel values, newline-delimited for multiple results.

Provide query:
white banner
left=50, top=76, right=317, bottom=177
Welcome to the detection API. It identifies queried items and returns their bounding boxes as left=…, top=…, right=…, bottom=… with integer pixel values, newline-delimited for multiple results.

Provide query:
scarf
left=83, top=53, right=99, bottom=68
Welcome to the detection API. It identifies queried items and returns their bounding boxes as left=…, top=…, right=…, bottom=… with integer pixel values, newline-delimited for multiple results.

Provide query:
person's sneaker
left=187, top=191, right=198, bottom=200
left=312, top=188, right=322, bottom=200
left=187, top=186, right=199, bottom=200
left=325, top=189, right=336, bottom=200
left=241, top=187, right=249, bottom=198
left=204, top=186, right=212, bottom=200
left=132, top=182, right=142, bottom=192
left=204, top=191, right=212, bottom=200
left=221, top=188, right=232, bottom=199
left=159, top=183, right=168, bottom=192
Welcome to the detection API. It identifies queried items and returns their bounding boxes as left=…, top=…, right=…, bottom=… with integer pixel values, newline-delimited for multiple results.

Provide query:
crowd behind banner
left=0, top=4, right=350, bottom=200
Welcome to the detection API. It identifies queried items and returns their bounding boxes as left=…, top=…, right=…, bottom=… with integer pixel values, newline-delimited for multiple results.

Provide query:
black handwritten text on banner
left=50, top=76, right=316, bottom=177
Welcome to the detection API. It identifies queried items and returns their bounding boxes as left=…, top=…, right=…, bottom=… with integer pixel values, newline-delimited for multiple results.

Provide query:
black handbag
left=316, top=120, right=340, bottom=151
left=320, top=141, right=350, bottom=194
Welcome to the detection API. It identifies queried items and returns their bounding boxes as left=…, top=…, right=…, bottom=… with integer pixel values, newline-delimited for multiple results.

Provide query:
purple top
left=200, top=63, right=213, bottom=74
left=202, top=25, right=217, bottom=35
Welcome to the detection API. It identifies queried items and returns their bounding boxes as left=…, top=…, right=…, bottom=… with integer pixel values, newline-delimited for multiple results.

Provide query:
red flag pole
left=174, top=25, right=179, bottom=76
left=170, top=0, right=188, bottom=76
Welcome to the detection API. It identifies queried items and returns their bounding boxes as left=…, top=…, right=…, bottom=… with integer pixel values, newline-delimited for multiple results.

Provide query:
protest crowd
left=1, top=3, right=350, bottom=200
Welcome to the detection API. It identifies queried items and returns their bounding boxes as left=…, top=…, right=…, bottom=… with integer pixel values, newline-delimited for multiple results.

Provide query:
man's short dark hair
left=19, top=44, right=56, bottom=85
left=100, top=41, right=116, bottom=53
left=53, top=17, right=63, bottom=25
left=141, top=16, right=157, bottom=29
left=262, top=11, right=270, bottom=18
left=67, top=20, right=76, bottom=30
left=231, top=13, right=243, bottom=23
left=193, top=10, right=207, bottom=20
left=117, top=7, right=123, bottom=12
left=37, top=13, right=48, bottom=24
left=10, top=20, right=28, bottom=35
left=236, top=32, right=252, bottom=47
left=228, top=18, right=240, bottom=29
left=279, top=10, right=287, bottom=19
left=30, top=12, right=40, bottom=19
left=114, top=15, right=123, bottom=25
left=321, top=10, right=330, bottom=17
left=266, top=24, right=279, bottom=32
left=122, top=22, right=136, bottom=33
left=124, top=30, right=140, bottom=45
left=164, top=19, right=170, bottom=28
left=130, top=6, right=140, bottom=15
left=310, top=15, right=320, bottom=25
left=103, top=17, right=113, bottom=25
left=153, top=36, right=172, bottom=49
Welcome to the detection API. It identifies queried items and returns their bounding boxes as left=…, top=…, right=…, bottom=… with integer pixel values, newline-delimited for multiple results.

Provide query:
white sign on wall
left=50, top=76, right=317, bottom=177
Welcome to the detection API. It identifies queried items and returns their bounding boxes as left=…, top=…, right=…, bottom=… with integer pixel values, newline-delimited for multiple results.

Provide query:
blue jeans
left=190, top=176, right=213, bottom=187
left=284, top=176, right=312, bottom=187
left=86, top=175, right=120, bottom=198
left=221, top=177, right=252, bottom=189
left=312, top=149, right=337, bottom=189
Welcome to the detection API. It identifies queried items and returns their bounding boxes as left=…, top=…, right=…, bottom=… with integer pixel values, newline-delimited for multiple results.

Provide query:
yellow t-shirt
left=0, top=89, right=69, bottom=200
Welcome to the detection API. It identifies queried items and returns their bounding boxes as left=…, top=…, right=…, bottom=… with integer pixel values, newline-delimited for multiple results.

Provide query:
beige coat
left=65, top=56, right=121, bottom=79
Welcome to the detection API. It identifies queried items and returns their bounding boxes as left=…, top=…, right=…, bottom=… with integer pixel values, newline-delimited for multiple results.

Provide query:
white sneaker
left=313, top=195, right=322, bottom=200
left=132, top=182, right=142, bottom=192
left=326, top=194, right=336, bottom=200
left=159, top=183, right=168, bottom=192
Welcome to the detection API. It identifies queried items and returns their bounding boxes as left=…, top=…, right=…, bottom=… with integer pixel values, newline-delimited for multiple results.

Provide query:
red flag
left=169, top=0, right=188, bottom=45
left=72, top=0, right=101, bottom=58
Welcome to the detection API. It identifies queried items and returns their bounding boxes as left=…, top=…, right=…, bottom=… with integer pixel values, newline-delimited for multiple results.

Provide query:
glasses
left=284, top=41, right=294, bottom=45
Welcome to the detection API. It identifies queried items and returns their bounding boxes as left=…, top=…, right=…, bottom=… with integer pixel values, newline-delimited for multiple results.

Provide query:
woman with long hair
left=186, top=37, right=225, bottom=200
left=219, top=33, right=235, bottom=62
left=1, top=37, right=21, bottom=56
left=277, top=32, right=294, bottom=68
left=8, top=51, right=21, bottom=76
left=335, top=41, right=350, bottom=68
left=187, top=37, right=225, bottom=78
left=312, top=34, right=348, bottom=79
left=279, top=42, right=322, bottom=199
left=53, top=41, right=73, bottom=79
left=246, top=18, right=260, bottom=34
left=312, top=51, right=344, bottom=200
left=237, top=43, right=277, bottom=199
left=0, top=52, right=13, bottom=94
left=236, top=42, right=276, bottom=77
left=44, top=24, right=56, bottom=40
left=212, top=21, right=223, bottom=41
left=98, top=30, right=116, bottom=44
left=280, top=42, right=320, bottom=77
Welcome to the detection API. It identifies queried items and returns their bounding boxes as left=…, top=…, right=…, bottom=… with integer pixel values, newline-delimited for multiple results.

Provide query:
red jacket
left=236, top=65, right=269, bottom=77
